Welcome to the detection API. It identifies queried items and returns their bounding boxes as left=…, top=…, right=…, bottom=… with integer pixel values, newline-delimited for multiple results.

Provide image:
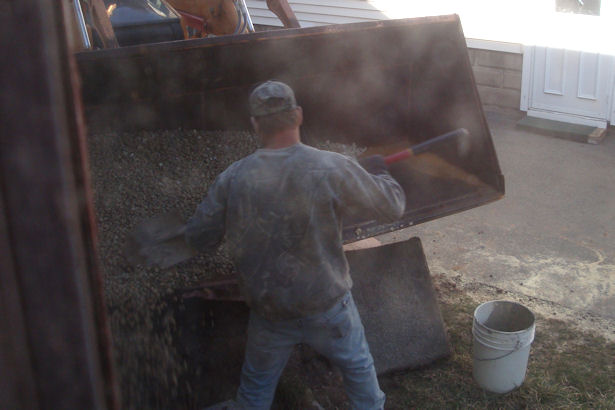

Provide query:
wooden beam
left=0, top=1, right=118, bottom=408
left=587, top=127, right=607, bottom=145
left=0, top=190, right=39, bottom=410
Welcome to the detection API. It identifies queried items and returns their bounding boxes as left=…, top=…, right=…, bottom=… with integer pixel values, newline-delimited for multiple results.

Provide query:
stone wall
left=468, top=48, right=524, bottom=115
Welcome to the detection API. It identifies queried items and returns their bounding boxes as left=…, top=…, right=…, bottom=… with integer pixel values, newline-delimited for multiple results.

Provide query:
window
left=556, top=0, right=601, bottom=16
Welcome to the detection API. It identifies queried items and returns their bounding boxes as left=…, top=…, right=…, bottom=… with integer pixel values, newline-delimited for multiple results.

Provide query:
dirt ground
left=273, top=266, right=615, bottom=409
left=434, top=267, right=615, bottom=342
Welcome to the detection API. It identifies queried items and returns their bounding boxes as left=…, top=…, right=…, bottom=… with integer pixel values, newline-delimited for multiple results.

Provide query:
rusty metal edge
left=74, top=14, right=462, bottom=61
left=61, top=3, right=122, bottom=407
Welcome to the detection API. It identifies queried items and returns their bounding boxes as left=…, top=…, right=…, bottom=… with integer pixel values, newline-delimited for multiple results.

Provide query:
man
left=186, top=80, right=406, bottom=409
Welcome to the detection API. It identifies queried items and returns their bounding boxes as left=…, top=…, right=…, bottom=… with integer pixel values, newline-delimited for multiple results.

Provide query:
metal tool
left=124, top=213, right=194, bottom=268
left=73, top=0, right=92, bottom=49
left=383, top=128, right=471, bottom=165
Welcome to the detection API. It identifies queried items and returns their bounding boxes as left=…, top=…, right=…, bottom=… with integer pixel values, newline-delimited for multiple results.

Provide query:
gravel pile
left=88, top=128, right=365, bottom=408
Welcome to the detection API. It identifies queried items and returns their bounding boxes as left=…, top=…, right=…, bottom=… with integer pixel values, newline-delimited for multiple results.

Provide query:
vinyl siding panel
left=246, top=0, right=388, bottom=27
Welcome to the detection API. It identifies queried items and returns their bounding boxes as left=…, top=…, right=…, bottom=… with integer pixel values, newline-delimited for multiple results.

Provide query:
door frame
left=611, top=68, right=615, bottom=124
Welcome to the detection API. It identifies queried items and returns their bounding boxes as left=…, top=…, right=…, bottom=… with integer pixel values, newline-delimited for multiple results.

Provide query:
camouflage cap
left=249, top=80, right=297, bottom=117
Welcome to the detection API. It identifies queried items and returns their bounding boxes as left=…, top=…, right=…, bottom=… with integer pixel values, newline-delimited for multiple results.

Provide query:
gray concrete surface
left=349, top=111, right=615, bottom=339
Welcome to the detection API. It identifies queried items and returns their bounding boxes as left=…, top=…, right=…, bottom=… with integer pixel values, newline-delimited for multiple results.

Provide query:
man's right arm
left=184, top=171, right=229, bottom=251
left=338, top=155, right=406, bottom=223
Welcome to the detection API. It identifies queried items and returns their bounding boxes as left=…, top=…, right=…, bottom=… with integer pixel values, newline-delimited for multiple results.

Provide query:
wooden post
left=0, top=1, right=118, bottom=408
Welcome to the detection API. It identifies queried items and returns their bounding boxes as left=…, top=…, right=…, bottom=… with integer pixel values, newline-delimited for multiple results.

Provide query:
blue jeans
left=235, top=291, right=385, bottom=410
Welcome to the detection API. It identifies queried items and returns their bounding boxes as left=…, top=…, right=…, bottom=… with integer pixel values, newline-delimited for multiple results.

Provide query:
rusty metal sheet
left=77, top=15, right=504, bottom=243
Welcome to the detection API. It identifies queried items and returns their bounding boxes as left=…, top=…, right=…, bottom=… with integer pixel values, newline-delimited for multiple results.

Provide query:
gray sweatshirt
left=186, top=143, right=405, bottom=320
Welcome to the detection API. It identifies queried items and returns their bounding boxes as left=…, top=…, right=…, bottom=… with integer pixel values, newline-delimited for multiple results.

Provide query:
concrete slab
left=356, top=111, right=615, bottom=339
left=347, top=238, right=450, bottom=374
left=517, top=115, right=598, bottom=143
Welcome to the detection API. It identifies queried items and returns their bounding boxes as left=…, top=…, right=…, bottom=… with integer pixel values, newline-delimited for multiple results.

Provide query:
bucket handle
left=475, top=339, right=522, bottom=362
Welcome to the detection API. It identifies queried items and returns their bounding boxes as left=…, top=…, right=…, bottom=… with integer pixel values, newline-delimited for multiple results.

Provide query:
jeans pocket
left=324, top=295, right=353, bottom=339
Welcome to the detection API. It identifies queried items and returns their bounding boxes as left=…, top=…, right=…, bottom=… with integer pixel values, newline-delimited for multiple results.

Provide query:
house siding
left=246, top=0, right=386, bottom=27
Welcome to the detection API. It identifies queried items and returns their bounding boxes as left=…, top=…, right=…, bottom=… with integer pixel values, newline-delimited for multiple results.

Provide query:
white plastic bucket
left=472, top=300, right=535, bottom=394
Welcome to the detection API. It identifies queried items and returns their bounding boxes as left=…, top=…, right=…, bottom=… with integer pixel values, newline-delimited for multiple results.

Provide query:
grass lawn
left=380, top=277, right=615, bottom=409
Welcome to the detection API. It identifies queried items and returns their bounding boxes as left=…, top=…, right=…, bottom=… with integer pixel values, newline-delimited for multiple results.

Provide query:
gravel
left=88, top=128, right=365, bottom=408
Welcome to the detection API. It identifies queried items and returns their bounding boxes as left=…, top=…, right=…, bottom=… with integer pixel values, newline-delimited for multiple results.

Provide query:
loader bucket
left=77, top=14, right=504, bottom=243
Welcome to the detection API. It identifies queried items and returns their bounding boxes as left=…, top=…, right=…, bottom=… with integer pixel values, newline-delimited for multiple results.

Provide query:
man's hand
left=358, top=155, right=388, bottom=175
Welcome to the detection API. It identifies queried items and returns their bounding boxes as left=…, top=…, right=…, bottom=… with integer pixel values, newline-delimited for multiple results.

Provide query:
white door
left=521, top=46, right=615, bottom=127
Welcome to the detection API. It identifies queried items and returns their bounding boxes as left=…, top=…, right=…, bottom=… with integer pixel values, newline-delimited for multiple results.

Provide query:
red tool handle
left=384, top=148, right=414, bottom=165
left=383, top=128, right=470, bottom=165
